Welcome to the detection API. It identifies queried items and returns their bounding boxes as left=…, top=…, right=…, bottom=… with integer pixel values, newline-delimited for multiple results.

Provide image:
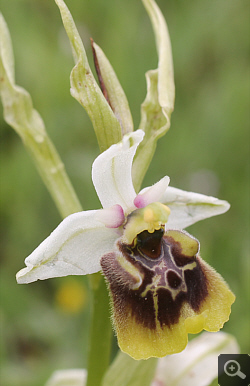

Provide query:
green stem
left=86, top=273, right=112, bottom=386
left=25, top=133, right=83, bottom=218
left=85, top=136, right=118, bottom=385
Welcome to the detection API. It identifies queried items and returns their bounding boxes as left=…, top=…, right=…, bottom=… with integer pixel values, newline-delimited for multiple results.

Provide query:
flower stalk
left=87, top=274, right=112, bottom=386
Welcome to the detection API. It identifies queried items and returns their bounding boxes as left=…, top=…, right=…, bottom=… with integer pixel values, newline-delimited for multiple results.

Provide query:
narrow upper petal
left=92, top=130, right=144, bottom=211
left=134, top=175, right=170, bottom=208
left=16, top=209, right=121, bottom=284
left=160, top=186, right=230, bottom=229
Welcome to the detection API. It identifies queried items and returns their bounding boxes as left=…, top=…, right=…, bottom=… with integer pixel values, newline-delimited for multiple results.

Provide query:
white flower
left=16, top=130, right=229, bottom=284
left=16, top=130, right=234, bottom=360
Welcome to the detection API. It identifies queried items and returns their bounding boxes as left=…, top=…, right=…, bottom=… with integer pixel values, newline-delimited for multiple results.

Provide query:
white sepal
left=16, top=209, right=120, bottom=284
left=96, top=204, right=125, bottom=228
left=161, top=186, right=230, bottom=229
left=92, top=130, right=144, bottom=211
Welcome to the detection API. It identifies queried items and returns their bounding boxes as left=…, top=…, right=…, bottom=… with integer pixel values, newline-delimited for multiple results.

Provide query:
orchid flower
left=16, top=130, right=235, bottom=360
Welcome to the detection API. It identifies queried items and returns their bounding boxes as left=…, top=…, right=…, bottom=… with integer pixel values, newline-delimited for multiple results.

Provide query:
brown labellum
left=101, top=229, right=208, bottom=331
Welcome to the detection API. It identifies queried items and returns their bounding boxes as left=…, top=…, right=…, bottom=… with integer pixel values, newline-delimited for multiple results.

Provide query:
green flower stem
left=24, top=136, right=83, bottom=218
left=87, top=273, right=112, bottom=386
left=0, top=70, right=82, bottom=218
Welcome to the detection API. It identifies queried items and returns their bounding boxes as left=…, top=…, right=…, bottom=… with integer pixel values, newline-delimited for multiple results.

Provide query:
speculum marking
left=101, top=229, right=208, bottom=330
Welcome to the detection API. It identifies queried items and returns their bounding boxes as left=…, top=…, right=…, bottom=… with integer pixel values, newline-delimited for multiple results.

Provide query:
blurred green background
left=0, top=0, right=249, bottom=385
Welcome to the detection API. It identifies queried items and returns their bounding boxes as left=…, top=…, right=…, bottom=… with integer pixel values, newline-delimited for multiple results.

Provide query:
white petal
left=16, top=209, right=120, bottom=284
left=134, top=175, right=170, bottom=208
left=92, top=130, right=144, bottom=211
left=96, top=204, right=125, bottom=228
left=152, top=332, right=239, bottom=386
left=161, top=186, right=230, bottom=229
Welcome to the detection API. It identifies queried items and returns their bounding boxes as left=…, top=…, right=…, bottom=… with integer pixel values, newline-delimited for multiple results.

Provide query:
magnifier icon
left=224, top=360, right=246, bottom=379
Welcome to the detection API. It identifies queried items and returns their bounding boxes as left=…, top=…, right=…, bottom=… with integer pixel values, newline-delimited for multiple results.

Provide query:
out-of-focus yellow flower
left=55, top=280, right=88, bottom=314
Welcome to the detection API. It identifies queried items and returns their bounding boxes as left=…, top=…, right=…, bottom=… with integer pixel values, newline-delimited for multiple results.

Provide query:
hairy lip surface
left=101, top=230, right=207, bottom=330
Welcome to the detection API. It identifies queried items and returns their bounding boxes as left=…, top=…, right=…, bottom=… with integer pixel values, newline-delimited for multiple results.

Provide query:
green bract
left=92, top=41, right=134, bottom=136
left=132, top=0, right=175, bottom=191
left=54, top=0, right=175, bottom=185
left=55, top=0, right=122, bottom=152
